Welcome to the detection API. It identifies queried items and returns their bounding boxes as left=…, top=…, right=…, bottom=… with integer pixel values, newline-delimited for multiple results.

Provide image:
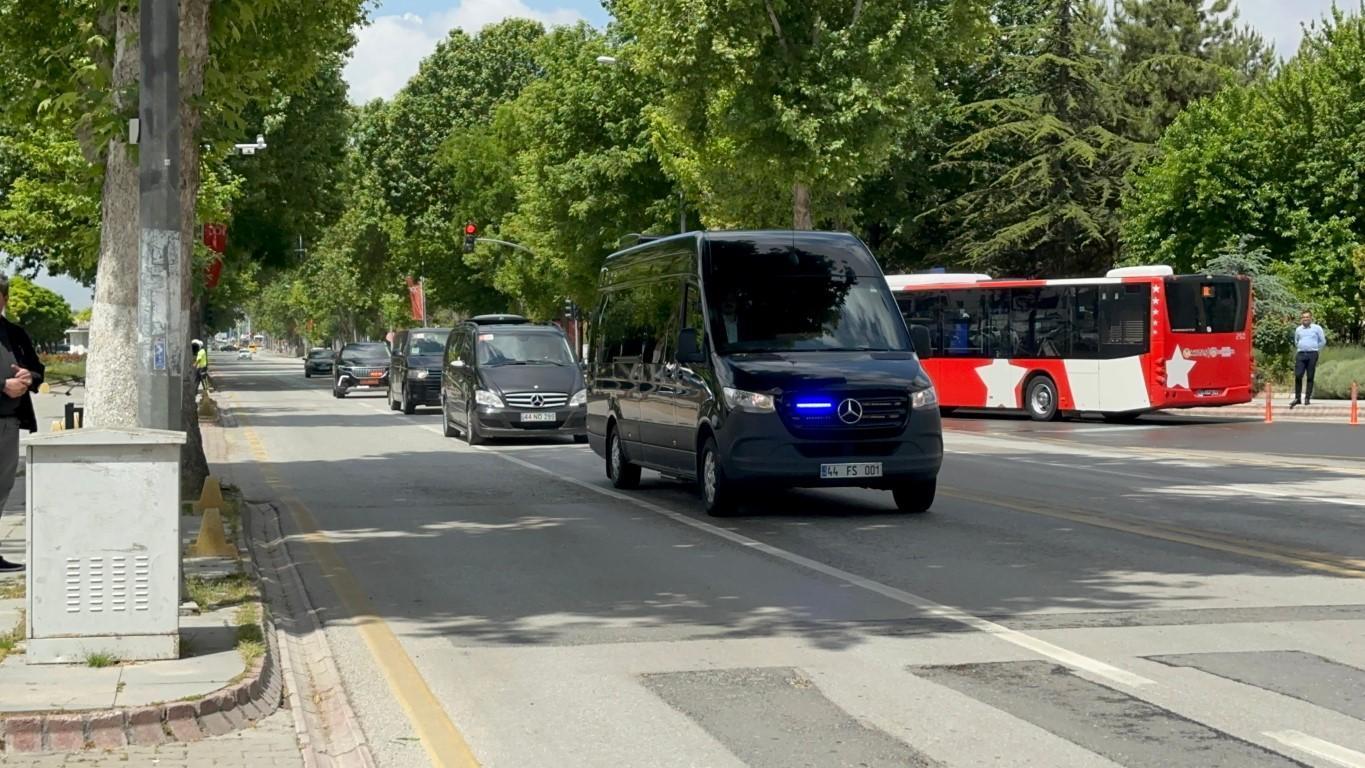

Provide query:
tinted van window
left=703, top=237, right=909, bottom=353
left=406, top=330, right=449, bottom=355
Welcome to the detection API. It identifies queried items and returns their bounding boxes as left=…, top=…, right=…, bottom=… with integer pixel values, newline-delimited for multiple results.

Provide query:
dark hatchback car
left=332, top=342, right=390, bottom=398
left=388, top=327, right=450, bottom=414
left=440, top=315, right=588, bottom=444
left=586, top=230, right=943, bottom=516
left=303, top=347, right=333, bottom=378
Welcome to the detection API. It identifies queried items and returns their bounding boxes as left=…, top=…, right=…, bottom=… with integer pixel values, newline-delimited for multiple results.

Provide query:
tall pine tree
left=935, top=0, right=1131, bottom=277
left=1114, top=0, right=1274, bottom=144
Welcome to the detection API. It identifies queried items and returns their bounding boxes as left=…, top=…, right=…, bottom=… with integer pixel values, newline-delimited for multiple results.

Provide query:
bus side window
left=945, top=290, right=985, bottom=356
left=1072, top=286, right=1100, bottom=358
left=1099, top=283, right=1150, bottom=358
left=900, top=293, right=943, bottom=355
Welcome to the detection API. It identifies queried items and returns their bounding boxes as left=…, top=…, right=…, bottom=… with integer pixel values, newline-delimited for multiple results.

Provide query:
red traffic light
left=465, top=223, right=477, bottom=235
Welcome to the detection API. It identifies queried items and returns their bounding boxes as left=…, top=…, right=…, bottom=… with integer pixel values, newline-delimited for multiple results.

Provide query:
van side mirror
left=910, top=325, right=933, bottom=359
left=677, top=328, right=706, bottom=364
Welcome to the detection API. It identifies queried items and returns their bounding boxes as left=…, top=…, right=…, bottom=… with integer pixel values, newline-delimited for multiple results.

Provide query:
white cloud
left=1235, top=0, right=1338, bottom=59
left=344, top=0, right=584, bottom=103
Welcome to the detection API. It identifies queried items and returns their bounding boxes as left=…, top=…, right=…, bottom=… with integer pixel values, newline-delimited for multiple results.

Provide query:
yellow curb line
left=229, top=392, right=480, bottom=768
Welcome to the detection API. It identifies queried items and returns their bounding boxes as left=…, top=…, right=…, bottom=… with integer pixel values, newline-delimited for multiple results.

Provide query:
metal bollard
left=1264, top=382, right=1273, bottom=424
left=1352, top=382, right=1359, bottom=426
left=63, top=402, right=84, bottom=430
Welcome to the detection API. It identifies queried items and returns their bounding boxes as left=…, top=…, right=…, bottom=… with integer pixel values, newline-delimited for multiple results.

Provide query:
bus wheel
left=1025, top=376, right=1059, bottom=421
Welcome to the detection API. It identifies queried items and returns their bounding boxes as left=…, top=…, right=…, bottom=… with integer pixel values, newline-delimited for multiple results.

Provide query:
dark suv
left=304, top=347, right=333, bottom=378
left=440, top=315, right=588, bottom=444
left=388, top=327, right=451, bottom=414
left=332, top=342, right=390, bottom=398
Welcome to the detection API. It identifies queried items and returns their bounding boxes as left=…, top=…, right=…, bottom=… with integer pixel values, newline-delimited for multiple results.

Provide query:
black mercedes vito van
left=586, top=230, right=942, bottom=516
left=440, top=315, right=588, bottom=445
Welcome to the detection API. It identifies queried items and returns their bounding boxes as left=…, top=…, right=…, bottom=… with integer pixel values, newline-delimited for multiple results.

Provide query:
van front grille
left=779, top=392, right=908, bottom=440
left=504, top=391, right=568, bottom=409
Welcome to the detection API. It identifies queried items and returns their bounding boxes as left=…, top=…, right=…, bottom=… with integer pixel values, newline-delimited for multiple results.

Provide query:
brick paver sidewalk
left=0, top=710, right=303, bottom=767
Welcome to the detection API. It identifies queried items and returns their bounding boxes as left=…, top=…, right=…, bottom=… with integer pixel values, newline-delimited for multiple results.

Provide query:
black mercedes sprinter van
left=586, top=230, right=943, bottom=516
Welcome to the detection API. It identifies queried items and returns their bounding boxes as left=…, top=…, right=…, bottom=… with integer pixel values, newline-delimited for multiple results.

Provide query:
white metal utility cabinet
left=24, top=428, right=186, bottom=664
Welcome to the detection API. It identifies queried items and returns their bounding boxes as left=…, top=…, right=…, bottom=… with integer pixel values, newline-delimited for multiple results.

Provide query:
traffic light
left=463, top=222, right=478, bottom=253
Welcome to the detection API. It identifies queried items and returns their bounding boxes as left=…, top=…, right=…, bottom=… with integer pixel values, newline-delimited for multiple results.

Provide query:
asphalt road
left=213, top=352, right=1365, bottom=768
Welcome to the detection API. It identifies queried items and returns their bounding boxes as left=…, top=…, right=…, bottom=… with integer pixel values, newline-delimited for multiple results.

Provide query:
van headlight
left=722, top=387, right=775, bottom=413
left=412, top=368, right=429, bottom=379
left=475, top=389, right=504, bottom=408
left=569, top=389, right=587, bottom=407
left=911, top=385, right=938, bottom=410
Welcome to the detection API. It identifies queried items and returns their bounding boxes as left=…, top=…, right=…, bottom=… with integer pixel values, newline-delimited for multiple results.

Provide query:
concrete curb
left=0, top=606, right=283, bottom=753
left=219, top=392, right=376, bottom=768
left=249, top=500, right=377, bottom=768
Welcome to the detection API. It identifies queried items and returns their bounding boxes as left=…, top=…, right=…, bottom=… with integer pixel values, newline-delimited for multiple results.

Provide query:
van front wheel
left=700, top=437, right=739, bottom=517
left=892, top=479, right=936, bottom=514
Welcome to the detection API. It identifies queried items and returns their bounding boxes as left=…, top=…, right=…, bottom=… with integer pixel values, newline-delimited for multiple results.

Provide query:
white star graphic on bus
left=976, top=359, right=1028, bottom=408
left=1166, top=345, right=1197, bottom=390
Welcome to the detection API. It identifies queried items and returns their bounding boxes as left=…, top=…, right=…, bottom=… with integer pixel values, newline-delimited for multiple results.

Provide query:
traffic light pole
left=137, top=0, right=183, bottom=431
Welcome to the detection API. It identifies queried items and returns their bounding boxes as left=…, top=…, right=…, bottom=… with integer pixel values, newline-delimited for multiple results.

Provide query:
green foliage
left=1313, top=348, right=1365, bottom=399
left=7, top=275, right=73, bottom=346
left=1113, top=0, right=1274, bottom=145
left=615, top=0, right=989, bottom=228
left=460, top=24, right=680, bottom=316
left=0, top=124, right=101, bottom=282
left=936, top=0, right=1133, bottom=276
left=1122, top=8, right=1365, bottom=338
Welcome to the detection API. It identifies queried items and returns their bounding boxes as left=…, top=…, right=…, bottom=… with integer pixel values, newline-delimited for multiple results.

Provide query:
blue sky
left=33, top=0, right=1341, bottom=311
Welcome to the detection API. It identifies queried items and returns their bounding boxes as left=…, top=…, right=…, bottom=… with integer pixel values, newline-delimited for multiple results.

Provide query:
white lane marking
left=483, top=447, right=1154, bottom=689
left=1264, top=731, right=1365, bottom=768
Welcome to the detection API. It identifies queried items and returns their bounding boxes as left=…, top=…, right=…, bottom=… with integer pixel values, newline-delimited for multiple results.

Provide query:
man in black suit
left=0, top=274, right=46, bottom=573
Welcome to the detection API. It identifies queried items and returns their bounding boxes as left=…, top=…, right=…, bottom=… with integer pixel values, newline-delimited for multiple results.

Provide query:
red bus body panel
left=896, top=274, right=1254, bottom=416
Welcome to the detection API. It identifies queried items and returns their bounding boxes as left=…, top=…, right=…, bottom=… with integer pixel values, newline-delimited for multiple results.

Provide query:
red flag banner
left=406, top=277, right=426, bottom=323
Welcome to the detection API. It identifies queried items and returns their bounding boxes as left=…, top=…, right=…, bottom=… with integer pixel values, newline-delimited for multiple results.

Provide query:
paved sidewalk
left=0, top=710, right=302, bottom=767
left=0, top=387, right=305, bottom=767
left=1184, top=395, right=1356, bottom=422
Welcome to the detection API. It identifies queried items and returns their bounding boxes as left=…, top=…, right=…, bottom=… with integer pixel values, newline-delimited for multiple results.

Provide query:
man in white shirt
left=1291, top=310, right=1326, bottom=408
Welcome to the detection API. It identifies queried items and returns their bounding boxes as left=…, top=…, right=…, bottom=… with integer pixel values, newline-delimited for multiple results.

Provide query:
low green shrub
left=1313, top=357, right=1365, bottom=400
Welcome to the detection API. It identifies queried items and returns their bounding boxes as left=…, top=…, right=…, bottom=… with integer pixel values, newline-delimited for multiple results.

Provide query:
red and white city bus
left=886, top=266, right=1254, bottom=420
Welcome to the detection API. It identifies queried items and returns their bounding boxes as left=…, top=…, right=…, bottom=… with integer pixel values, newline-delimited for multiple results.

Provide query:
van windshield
left=704, top=239, right=910, bottom=353
left=477, top=332, right=574, bottom=366
left=406, top=331, right=449, bottom=355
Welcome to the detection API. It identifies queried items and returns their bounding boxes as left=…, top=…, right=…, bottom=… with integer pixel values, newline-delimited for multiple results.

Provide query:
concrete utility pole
left=137, top=0, right=182, bottom=430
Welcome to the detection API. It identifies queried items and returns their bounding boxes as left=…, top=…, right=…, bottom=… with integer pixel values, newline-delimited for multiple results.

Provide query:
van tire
left=466, top=403, right=487, bottom=446
left=1025, top=375, right=1060, bottom=421
left=700, top=437, right=739, bottom=517
left=442, top=397, right=457, bottom=438
left=892, top=479, right=936, bottom=513
left=402, top=384, right=416, bottom=415
left=388, top=383, right=401, bottom=411
left=607, top=426, right=640, bottom=489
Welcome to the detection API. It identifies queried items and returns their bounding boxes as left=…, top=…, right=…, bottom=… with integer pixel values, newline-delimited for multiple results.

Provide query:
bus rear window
left=1165, top=277, right=1249, bottom=333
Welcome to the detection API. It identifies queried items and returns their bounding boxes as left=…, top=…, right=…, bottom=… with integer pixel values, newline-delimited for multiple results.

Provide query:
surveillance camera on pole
left=234, top=134, right=268, bottom=156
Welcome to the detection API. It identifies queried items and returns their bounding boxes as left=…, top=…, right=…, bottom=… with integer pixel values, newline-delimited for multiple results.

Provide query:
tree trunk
left=792, top=182, right=813, bottom=230
left=178, top=0, right=212, bottom=496
left=84, top=8, right=140, bottom=429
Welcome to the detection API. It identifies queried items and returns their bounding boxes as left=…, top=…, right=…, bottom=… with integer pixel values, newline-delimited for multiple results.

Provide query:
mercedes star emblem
left=837, top=398, right=864, bottom=424
left=531, top=394, right=545, bottom=408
